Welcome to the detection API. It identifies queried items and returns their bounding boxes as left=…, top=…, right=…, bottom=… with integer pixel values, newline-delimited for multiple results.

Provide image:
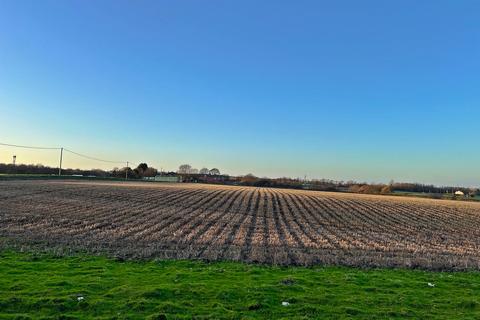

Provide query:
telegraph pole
left=58, top=147, right=63, bottom=176
left=125, top=161, right=129, bottom=180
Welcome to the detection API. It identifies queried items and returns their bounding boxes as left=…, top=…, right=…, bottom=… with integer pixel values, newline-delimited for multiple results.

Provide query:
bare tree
left=178, top=164, right=192, bottom=174
left=199, top=167, right=210, bottom=175
left=209, top=168, right=220, bottom=175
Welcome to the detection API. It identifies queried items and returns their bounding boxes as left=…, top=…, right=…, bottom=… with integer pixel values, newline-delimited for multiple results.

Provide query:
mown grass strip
left=1, top=250, right=480, bottom=319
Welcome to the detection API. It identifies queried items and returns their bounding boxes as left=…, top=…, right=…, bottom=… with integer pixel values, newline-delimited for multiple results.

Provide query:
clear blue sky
left=0, top=1, right=479, bottom=186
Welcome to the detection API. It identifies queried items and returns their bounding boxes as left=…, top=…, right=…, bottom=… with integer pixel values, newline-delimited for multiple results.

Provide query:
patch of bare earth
left=1, top=180, right=480, bottom=270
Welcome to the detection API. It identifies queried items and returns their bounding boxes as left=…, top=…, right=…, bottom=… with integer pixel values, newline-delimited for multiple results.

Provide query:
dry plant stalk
left=1, top=180, right=480, bottom=270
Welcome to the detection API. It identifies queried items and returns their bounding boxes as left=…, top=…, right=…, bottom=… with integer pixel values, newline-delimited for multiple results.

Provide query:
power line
left=1, top=141, right=133, bottom=179
left=0, top=142, right=60, bottom=150
left=0, top=142, right=128, bottom=165
left=63, top=148, right=126, bottom=164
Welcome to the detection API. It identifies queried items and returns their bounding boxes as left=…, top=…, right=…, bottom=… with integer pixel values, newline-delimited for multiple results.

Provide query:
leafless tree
left=178, top=164, right=192, bottom=174
left=209, top=168, right=220, bottom=175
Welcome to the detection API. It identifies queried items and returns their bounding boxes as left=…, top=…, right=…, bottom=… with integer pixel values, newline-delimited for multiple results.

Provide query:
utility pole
left=125, top=161, right=129, bottom=180
left=58, top=147, right=63, bottom=176
left=12, top=155, right=16, bottom=166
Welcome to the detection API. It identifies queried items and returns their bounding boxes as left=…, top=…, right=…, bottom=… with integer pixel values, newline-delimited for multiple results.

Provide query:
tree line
left=177, top=164, right=220, bottom=176
left=234, top=175, right=480, bottom=197
left=0, top=163, right=158, bottom=179
left=1, top=162, right=478, bottom=197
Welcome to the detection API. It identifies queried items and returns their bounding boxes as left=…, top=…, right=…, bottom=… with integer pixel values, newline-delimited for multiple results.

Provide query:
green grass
left=1, top=251, right=480, bottom=319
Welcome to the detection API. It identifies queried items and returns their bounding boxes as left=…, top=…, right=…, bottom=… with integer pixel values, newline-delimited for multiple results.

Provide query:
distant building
left=455, top=191, right=465, bottom=196
left=201, top=174, right=229, bottom=184
left=144, top=175, right=180, bottom=183
left=178, top=173, right=230, bottom=184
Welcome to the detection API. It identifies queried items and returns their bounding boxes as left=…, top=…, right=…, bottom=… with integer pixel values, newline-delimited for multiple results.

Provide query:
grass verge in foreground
left=0, top=251, right=479, bottom=319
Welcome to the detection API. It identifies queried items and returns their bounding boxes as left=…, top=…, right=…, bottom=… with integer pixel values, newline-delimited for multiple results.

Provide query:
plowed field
left=2, top=180, right=480, bottom=270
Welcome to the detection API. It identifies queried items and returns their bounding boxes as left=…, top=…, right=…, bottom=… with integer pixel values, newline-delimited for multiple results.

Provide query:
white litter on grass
left=282, top=301, right=290, bottom=306
left=428, top=283, right=435, bottom=287
left=77, top=296, right=85, bottom=301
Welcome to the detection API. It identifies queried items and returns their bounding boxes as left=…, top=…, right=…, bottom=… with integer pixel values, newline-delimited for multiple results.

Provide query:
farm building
left=143, top=175, right=180, bottom=182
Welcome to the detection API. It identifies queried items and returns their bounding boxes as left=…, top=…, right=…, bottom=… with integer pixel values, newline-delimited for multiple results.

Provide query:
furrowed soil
left=2, top=180, right=480, bottom=270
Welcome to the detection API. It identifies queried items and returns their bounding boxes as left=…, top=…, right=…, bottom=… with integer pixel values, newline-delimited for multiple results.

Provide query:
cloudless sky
left=0, top=1, right=479, bottom=186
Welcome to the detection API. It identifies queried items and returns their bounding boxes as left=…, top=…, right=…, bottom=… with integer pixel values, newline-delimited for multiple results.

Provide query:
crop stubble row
left=1, top=180, right=480, bottom=270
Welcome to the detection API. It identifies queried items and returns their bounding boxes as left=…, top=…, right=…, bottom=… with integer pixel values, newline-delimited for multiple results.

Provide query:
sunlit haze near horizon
left=1, top=1, right=479, bottom=187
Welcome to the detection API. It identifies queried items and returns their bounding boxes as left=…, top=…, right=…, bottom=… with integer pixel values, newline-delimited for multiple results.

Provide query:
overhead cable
left=0, top=142, right=60, bottom=150
left=63, top=148, right=126, bottom=164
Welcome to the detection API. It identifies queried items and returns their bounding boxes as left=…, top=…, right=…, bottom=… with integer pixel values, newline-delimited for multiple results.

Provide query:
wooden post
left=58, top=147, right=63, bottom=176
